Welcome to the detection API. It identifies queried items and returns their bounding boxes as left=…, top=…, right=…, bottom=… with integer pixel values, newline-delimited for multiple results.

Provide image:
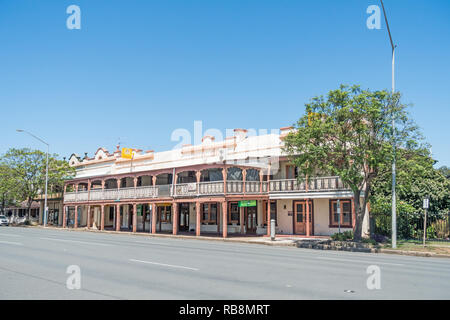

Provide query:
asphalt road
left=0, top=226, right=449, bottom=299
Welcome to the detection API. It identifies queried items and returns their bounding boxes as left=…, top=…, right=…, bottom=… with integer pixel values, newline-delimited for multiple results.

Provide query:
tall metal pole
left=44, top=144, right=49, bottom=227
left=391, top=46, right=396, bottom=248
left=16, top=129, right=49, bottom=227
left=380, top=0, right=397, bottom=248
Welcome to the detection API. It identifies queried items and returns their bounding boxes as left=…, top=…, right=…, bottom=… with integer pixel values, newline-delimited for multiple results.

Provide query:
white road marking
left=0, top=233, right=22, bottom=237
left=316, top=256, right=404, bottom=266
left=129, top=258, right=199, bottom=271
left=134, top=240, right=172, bottom=246
left=0, top=240, right=23, bottom=246
left=39, top=237, right=111, bottom=246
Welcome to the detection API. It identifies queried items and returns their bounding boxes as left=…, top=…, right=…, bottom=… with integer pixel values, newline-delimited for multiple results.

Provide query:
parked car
left=0, top=215, right=9, bottom=226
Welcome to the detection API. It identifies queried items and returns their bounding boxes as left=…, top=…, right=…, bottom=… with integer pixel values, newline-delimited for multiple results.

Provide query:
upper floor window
left=246, top=169, right=260, bottom=181
left=286, top=165, right=298, bottom=179
left=227, top=167, right=243, bottom=181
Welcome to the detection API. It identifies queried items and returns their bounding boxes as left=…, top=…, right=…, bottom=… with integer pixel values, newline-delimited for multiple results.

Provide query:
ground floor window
left=158, top=205, right=171, bottom=223
left=48, top=209, right=59, bottom=225
left=329, top=199, right=352, bottom=227
left=201, top=203, right=218, bottom=224
left=228, top=202, right=240, bottom=224
left=262, top=200, right=277, bottom=226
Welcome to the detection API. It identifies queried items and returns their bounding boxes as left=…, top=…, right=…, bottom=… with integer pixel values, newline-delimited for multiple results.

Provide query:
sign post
left=423, top=197, right=429, bottom=247
left=270, top=219, right=276, bottom=241
left=337, top=199, right=341, bottom=234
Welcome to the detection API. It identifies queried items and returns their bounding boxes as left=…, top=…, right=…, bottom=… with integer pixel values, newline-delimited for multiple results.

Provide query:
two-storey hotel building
left=62, top=127, right=370, bottom=238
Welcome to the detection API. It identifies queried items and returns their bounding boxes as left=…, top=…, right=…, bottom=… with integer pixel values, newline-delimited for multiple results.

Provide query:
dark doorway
left=245, top=206, right=257, bottom=234
left=178, top=203, right=190, bottom=231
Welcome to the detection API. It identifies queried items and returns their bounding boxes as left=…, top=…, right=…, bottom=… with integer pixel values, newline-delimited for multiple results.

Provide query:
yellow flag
left=121, top=148, right=133, bottom=159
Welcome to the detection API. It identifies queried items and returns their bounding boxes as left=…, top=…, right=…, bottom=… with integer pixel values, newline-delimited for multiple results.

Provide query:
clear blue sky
left=1, top=0, right=449, bottom=167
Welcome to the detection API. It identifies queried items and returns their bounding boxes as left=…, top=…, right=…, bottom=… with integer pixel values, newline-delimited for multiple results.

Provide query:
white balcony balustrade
left=77, top=191, right=89, bottom=202
left=63, top=186, right=159, bottom=202
left=245, top=181, right=260, bottom=193
left=135, top=186, right=159, bottom=198
left=226, top=181, right=243, bottom=194
left=63, top=176, right=349, bottom=203
left=174, top=183, right=198, bottom=197
left=269, top=176, right=348, bottom=193
left=198, top=181, right=224, bottom=195
left=64, top=192, right=77, bottom=202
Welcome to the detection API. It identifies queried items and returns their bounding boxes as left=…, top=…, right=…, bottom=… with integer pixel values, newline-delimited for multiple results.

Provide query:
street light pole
left=380, top=0, right=397, bottom=248
left=16, top=129, right=49, bottom=227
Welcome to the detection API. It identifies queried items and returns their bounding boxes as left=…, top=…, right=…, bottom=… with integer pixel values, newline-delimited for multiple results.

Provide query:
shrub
left=361, top=238, right=377, bottom=245
left=331, top=230, right=353, bottom=241
left=372, top=234, right=389, bottom=243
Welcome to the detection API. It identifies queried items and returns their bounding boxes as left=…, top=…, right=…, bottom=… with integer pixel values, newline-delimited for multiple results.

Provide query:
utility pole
left=423, top=197, right=429, bottom=247
left=380, top=0, right=397, bottom=248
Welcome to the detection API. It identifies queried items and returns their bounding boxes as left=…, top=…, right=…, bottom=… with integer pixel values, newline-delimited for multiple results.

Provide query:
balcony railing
left=174, top=182, right=198, bottom=197
left=226, top=181, right=243, bottom=194
left=174, top=181, right=224, bottom=197
left=269, top=176, right=348, bottom=193
left=198, top=181, right=224, bottom=195
left=63, top=176, right=349, bottom=203
left=245, top=181, right=263, bottom=193
left=64, top=186, right=159, bottom=203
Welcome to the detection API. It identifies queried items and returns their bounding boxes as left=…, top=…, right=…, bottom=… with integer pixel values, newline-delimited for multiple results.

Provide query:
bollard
left=270, top=219, right=276, bottom=241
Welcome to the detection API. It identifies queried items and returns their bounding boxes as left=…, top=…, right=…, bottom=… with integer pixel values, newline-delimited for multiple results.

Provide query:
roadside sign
left=238, top=200, right=257, bottom=207
left=423, top=198, right=429, bottom=209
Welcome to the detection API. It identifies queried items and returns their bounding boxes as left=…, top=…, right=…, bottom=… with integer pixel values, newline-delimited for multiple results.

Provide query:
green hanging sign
left=137, top=205, right=143, bottom=216
left=238, top=200, right=257, bottom=207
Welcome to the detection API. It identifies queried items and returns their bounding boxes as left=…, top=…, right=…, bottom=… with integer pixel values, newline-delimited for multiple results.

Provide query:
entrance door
left=157, top=205, right=171, bottom=231
left=178, top=203, right=189, bottom=231
left=294, top=201, right=313, bottom=235
left=245, top=207, right=257, bottom=234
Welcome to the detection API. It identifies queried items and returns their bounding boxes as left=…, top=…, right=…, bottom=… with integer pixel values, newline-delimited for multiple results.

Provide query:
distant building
left=4, top=200, right=40, bottom=222
left=35, top=192, right=64, bottom=226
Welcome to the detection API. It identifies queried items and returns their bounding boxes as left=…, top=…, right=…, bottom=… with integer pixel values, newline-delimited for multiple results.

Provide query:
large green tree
left=283, top=85, right=423, bottom=241
left=438, top=166, right=450, bottom=179
left=1, top=148, right=75, bottom=219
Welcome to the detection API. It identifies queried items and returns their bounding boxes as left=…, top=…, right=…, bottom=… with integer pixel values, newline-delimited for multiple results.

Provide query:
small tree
left=1, top=148, right=75, bottom=220
left=0, top=164, right=18, bottom=215
left=370, top=148, right=450, bottom=238
left=283, top=85, right=423, bottom=241
left=438, top=166, right=450, bottom=180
